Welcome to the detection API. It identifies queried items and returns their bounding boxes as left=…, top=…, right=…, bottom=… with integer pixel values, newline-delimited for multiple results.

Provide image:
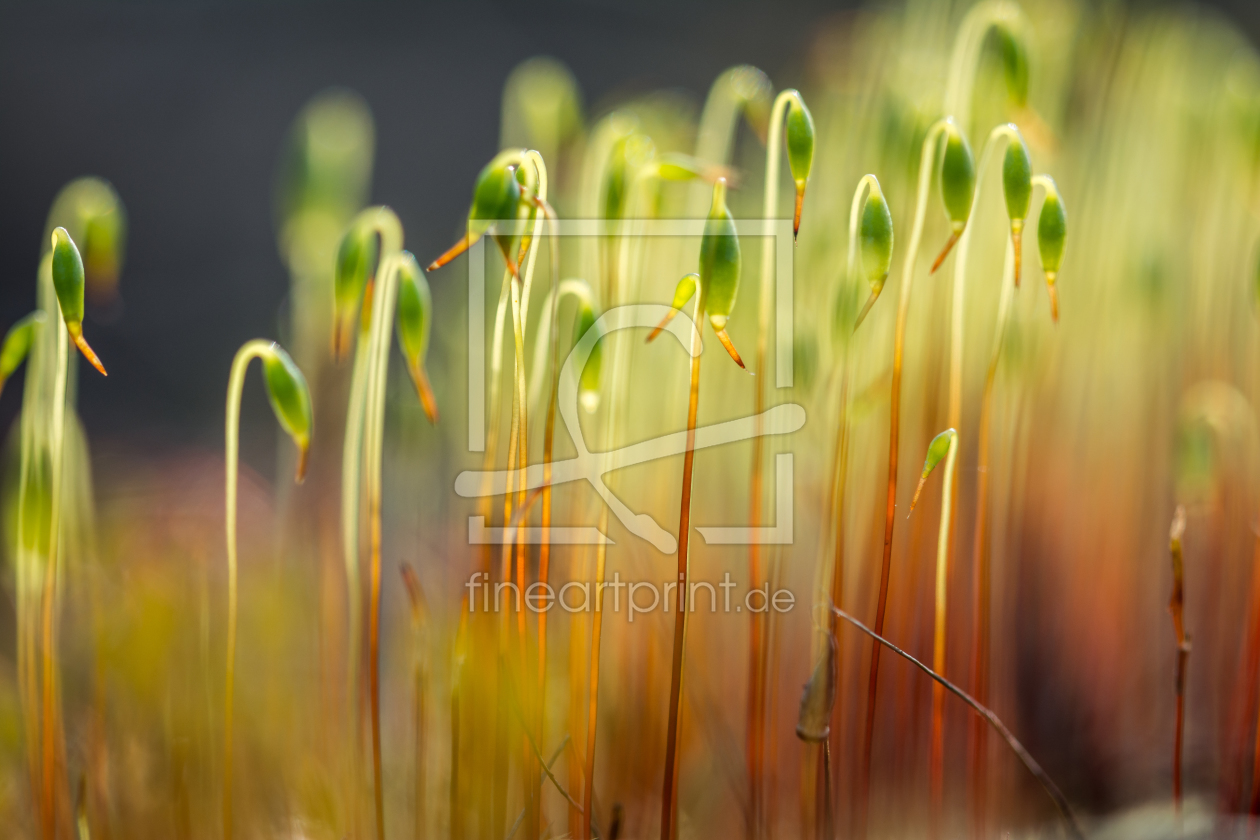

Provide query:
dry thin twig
left=831, top=605, right=1085, bottom=840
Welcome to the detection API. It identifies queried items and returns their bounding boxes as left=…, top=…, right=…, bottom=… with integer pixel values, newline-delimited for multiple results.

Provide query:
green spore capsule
left=931, top=122, right=976, bottom=274
left=853, top=182, right=895, bottom=332
left=909, top=428, right=957, bottom=514
left=395, top=249, right=441, bottom=420
left=50, top=227, right=107, bottom=376
left=785, top=94, right=816, bottom=240
left=395, top=253, right=438, bottom=424
left=428, top=157, right=526, bottom=277
left=603, top=133, right=655, bottom=222
left=1002, top=128, right=1033, bottom=287
left=0, top=311, right=45, bottom=399
left=333, top=221, right=379, bottom=359
left=647, top=273, right=698, bottom=343
left=261, top=343, right=314, bottom=482
left=573, top=301, right=603, bottom=414
left=995, top=23, right=1030, bottom=109
left=699, top=178, right=747, bottom=370
left=1037, top=176, right=1067, bottom=323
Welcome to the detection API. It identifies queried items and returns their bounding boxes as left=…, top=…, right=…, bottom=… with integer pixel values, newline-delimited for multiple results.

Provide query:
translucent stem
left=660, top=292, right=705, bottom=840
left=858, top=118, right=949, bottom=839
left=929, top=434, right=959, bottom=830
left=222, top=339, right=273, bottom=840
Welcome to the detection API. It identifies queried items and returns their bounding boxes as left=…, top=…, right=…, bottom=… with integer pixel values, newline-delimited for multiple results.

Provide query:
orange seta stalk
left=660, top=306, right=703, bottom=840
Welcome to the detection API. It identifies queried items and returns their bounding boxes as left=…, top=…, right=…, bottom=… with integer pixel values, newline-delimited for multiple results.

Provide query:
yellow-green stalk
left=223, top=339, right=312, bottom=840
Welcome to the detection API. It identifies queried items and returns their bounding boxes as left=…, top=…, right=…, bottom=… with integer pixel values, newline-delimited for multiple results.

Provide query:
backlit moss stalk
left=337, top=205, right=402, bottom=835
left=857, top=117, right=955, bottom=839
left=223, top=339, right=311, bottom=840
left=749, top=89, right=813, bottom=837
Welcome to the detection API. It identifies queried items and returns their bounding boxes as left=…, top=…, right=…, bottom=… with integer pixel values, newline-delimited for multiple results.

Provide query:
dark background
left=0, top=0, right=1255, bottom=457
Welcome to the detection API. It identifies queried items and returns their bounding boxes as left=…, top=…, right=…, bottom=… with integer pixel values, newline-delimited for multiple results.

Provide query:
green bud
left=1002, top=129, right=1033, bottom=223
left=921, top=429, right=957, bottom=478
left=333, top=221, right=378, bottom=358
left=940, top=122, right=976, bottom=232
left=395, top=253, right=438, bottom=423
left=909, top=428, right=956, bottom=515
left=670, top=273, right=698, bottom=312
left=699, top=178, right=740, bottom=331
left=1038, top=176, right=1067, bottom=322
left=51, top=227, right=108, bottom=375
left=859, top=183, right=894, bottom=294
left=655, top=154, right=711, bottom=182
left=573, top=300, right=603, bottom=414
left=603, top=134, right=655, bottom=222
left=786, top=94, right=815, bottom=239
left=44, top=177, right=127, bottom=305
left=994, top=24, right=1030, bottom=109
left=469, top=161, right=523, bottom=237
left=1037, top=178, right=1067, bottom=276
left=0, top=312, right=45, bottom=395
left=260, top=342, right=314, bottom=482
left=786, top=95, right=815, bottom=185
left=51, top=227, right=85, bottom=329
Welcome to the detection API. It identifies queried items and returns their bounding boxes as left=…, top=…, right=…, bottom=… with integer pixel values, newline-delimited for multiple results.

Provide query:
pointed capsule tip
left=714, top=328, right=748, bottom=371
left=793, top=187, right=805, bottom=241
left=1012, top=227, right=1023, bottom=289
left=853, top=289, right=880, bottom=333
left=930, top=232, right=961, bottom=274
left=411, top=362, right=440, bottom=424
left=647, top=308, right=681, bottom=343
left=71, top=331, right=107, bottom=376
left=428, top=233, right=474, bottom=272
left=908, top=476, right=928, bottom=518
left=294, top=443, right=309, bottom=485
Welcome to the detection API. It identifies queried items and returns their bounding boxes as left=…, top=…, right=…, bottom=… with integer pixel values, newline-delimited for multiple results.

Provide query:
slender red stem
left=661, top=323, right=703, bottom=840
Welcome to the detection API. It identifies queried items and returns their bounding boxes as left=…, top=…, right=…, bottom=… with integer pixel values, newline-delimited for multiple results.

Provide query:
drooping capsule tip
left=1011, top=222, right=1024, bottom=289
left=70, top=330, right=107, bottom=376
left=930, top=231, right=961, bottom=275
left=409, top=360, right=439, bottom=424
left=793, top=180, right=806, bottom=242
left=427, top=232, right=475, bottom=272
left=853, top=289, right=880, bottom=334
left=714, top=327, right=750, bottom=372
left=294, top=440, right=310, bottom=484
left=908, top=476, right=929, bottom=518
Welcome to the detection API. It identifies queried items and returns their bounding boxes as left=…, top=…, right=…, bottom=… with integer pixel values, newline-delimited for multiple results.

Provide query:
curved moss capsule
left=785, top=95, right=815, bottom=239
left=853, top=183, right=895, bottom=333
left=795, top=634, right=837, bottom=743
left=573, top=301, right=602, bottom=414
left=646, top=273, right=698, bottom=344
left=395, top=253, right=438, bottom=424
left=51, top=227, right=107, bottom=376
left=700, top=179, right=740, bottom=330
left=909, top=428, right=957, bottom=514
left=333, top=221, right=378, bottom=358
left=0, top=311, right=45, bottom=398
left=1038, top=177, right=1067, bottom=322
left=930, top=122, right=976, bottom=274
left=995, top=23, right=1030, bottom=109
left=261, top=342, right=314, bottom=482
left=1002, top=129, right=1033, bottom=287
left=940, top=123, right=976, bottom=232
left=699, top=178, right=747, bottom=370
left=44, top=177, right=127, bottom=306
left=860, top=185, right=895, bottom=294
left=603, top=133, right=655, bottom=222
left=470, top=161, right=523, bottom=236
